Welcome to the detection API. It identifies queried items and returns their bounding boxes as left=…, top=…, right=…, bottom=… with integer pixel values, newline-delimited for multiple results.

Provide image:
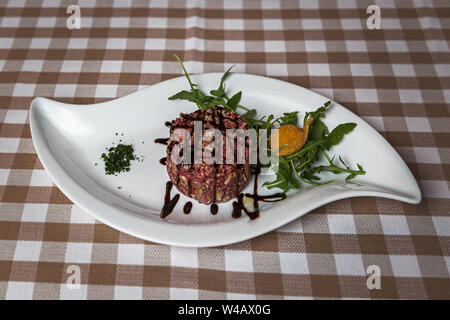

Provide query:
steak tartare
left=166, top=106, right=250, bottom=204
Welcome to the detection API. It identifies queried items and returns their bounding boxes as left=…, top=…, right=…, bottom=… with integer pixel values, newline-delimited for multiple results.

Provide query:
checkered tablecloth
left=0, top=0, right=449, bottom=300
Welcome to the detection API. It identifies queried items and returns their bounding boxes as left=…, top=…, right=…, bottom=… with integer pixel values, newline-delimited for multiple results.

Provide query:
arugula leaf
left=170, top=57, right=248, bottom=113
left=303, top=100, right=331, bottom=126
left=240, top=110, right=277, bottom=130
left=210, top=88, right=225, bottom=98
left=285, top=139, right=323, bottom=162
left=324, top=123, right=356, bottom=149
left=263, top=156, right=299, bottom=192
left=281, top=102, right=364, bottom=187
left=168, top=90, right=200, bottom=103
left=210, top=65, right=234, bottom=98
left=199, top=95, right=214, bottom=103
left=241, top=109, right=259, bottom=127
left=227, top=91, right=242, bottom=109
left=264, top=115, right=275, bottom=129
left=309, top=118, right=329, bottom=141
left=278, top=111, right=299, bottom=126
left=310, top=152, right=365, bottom=182
left=173, top=54, right=204, bottom=110
left=291, top=159, right=334, bottom=186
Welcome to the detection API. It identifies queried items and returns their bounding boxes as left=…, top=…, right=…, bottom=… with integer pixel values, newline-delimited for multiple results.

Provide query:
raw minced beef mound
left=166, top=106, right=250, bottom=204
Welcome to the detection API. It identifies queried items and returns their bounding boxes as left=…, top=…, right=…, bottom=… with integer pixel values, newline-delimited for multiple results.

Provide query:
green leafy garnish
left=168, top=54, right=366, bottom=195
left=169, top=55, right=247, bottom=114
left=277, top=112, right=299, bottom=126
left=171, top=54, right=204, bottom=110
left=263, top=156, right=299, bottom=192
left=210, top=65, right=234, bottom=98
left=227, top=91, right=242, bottom=108
left=309, top=118, right=328, bottom=141
left=266, top=101, right=365, bottom=188
left=303, top=100, right=330, bottom=126
left=168, top=90, right=199, bottom=104
left=324, top=123, right=357, bottom=149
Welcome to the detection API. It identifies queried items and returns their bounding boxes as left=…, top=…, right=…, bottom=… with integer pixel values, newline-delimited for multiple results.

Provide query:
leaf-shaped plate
left=30, top=73, right=421, bottom=247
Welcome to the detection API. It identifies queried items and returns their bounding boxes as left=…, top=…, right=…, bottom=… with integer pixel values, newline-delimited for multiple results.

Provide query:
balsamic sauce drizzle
left=231, top=201, right=242, bottom=218
left=154, top=138, right=169, bottom=145
left=159, top=157, right=167, bottom=166
left=231, top=165, right=286, bottom=220
left=183, top=202, right=192, bottom=214
left=210, top=204, right=218, bottom=215
left=160, top=181, right=180, bottom=219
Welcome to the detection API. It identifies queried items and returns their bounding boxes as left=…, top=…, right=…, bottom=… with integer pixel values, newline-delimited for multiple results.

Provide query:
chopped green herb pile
left=169, top=54, right=366, bottom=195
left=101, top=143, right=136, bottom=175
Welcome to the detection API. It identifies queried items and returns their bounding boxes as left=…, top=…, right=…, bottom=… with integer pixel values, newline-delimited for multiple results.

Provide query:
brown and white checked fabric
left=0, top=0, right=449, bottom=300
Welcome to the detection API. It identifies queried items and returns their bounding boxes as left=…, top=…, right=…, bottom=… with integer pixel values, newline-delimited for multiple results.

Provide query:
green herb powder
left=101, top=143, right=136, bottom=175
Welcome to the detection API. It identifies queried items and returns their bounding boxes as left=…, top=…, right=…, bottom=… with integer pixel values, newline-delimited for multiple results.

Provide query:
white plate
left=30, top=73, right=421, bottom=247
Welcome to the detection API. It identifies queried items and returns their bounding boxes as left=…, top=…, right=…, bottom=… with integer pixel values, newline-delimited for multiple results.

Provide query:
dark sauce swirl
left=231, top=201, right=242, bottom=218
left=154, top=138, right=169, bottom=145
left=210, top=204, right=218, bottom=215
left=160, top=181, right=180, bottom=219
left=183, top=201, right=192, bottom=214
left=231, top=165, right=285, bottom=220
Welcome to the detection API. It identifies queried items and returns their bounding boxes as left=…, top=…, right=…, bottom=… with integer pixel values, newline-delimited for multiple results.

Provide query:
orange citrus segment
left=270, top=117, right=314, bottom=157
